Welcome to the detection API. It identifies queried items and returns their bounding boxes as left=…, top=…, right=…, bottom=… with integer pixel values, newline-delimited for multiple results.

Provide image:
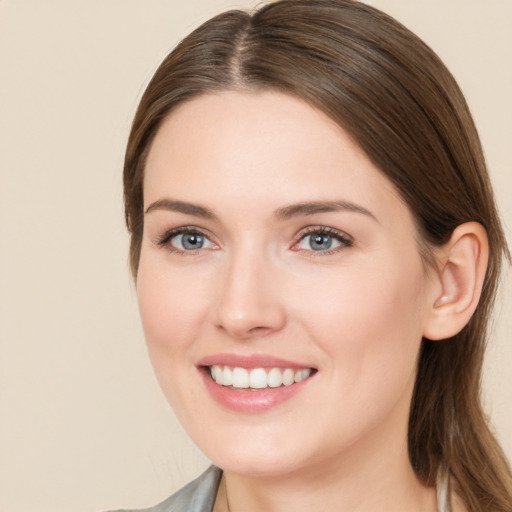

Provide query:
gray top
left=111, top=466, right=222, bottom=512
left=112, top=464, right=450, bottom=512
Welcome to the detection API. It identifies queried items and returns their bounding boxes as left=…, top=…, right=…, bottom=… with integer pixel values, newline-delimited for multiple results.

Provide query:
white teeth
left=209, top=365, right=313, bottom=389
left=211, top=365, right=222, bottom=383
left=232, top=367, right=249, bottom=388
left=282, top=368, right=295, bottom=386
left=222, top=366, right=233, bottom=386
left=295, top=369, right=312, bottom=383
left=268, top=367, right=283, bottom=388
left=249, top=368, right=268, bottom=389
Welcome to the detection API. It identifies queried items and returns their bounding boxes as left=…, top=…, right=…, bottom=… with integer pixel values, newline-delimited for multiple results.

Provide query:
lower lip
left=199, top=368, right=314, bottom=413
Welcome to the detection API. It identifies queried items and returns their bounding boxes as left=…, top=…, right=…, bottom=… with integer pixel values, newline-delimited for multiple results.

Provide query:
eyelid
left=291, top=225, right=353, bottom=254
left=154, top=226, right=218, bottom=253
left=153, top=224, right=352, bottom=255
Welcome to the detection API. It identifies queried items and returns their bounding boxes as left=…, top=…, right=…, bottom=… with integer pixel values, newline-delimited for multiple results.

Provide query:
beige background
left=0, top=1, right=510, bottom=511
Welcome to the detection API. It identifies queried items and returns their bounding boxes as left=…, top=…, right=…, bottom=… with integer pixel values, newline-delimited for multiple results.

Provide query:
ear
left=423, top=222, right=489, bottom=340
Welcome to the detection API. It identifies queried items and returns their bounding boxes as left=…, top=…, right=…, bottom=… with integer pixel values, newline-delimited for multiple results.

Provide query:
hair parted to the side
left=123, top=1, right=512, bottom=510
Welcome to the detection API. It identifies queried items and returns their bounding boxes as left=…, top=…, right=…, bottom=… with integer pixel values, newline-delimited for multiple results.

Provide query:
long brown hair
left=123, top=1, right=512, bottom=509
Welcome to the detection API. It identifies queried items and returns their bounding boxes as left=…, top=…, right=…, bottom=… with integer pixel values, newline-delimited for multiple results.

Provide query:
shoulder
left=109, top=466, right=223, bottom=512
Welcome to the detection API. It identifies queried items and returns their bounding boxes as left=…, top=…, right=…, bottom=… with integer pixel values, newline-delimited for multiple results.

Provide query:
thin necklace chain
left=224, top=477, right=231, bottom=512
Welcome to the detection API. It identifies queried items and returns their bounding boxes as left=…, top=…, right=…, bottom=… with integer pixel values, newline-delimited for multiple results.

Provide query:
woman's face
left=137, top=91, right=438, bottom=478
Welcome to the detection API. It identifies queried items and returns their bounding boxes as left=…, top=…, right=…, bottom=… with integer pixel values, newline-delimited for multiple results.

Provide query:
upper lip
left=197, top=353, right=315, bottom=370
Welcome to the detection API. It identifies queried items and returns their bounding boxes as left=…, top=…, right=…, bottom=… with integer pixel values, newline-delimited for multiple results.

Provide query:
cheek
left=292, top=252, right=428, bottom=395
left=136, top=259, right=210, bottom=366
left=135, top=259, right=217, bottom=423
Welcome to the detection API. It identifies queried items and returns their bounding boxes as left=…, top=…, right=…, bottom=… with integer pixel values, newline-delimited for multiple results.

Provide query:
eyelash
left=291, top=226, right=353, bottom=256
left=156, top=226, right=216, bottom=255
left=155, top=225, right=353, bottom=255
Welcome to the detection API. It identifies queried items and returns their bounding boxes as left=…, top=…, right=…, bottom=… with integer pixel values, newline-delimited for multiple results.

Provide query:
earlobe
left=423, top=222, right=489, bottom=341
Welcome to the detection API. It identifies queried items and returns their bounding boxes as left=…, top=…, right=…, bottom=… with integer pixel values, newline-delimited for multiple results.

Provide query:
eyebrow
left=274, top=200, right=377, bottom=222
left=145, top=199, right=217, bottom=219
left=145, top=198, right=377, bottom=222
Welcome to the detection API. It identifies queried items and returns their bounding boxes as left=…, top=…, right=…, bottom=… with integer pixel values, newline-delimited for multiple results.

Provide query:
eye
left=157, top=227, right=216, bottom=253
left=172, top=232, right=213, bottom=250
left=298, top=233, right=341, bottom=251
left=293, top=227, right=353, bottom=253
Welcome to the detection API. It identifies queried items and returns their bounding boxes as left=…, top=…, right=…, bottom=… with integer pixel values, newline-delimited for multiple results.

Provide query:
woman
left=120, top=0, right=512, bottom=511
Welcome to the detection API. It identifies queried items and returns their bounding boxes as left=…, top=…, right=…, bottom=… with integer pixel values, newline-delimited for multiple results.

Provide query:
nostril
left=248, top=326, right=272, bottom=334
left=216, top=323, right=274, bottom=339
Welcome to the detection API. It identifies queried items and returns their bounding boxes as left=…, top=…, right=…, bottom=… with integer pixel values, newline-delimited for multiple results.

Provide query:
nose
left=213, top=250, right=286, bottom=340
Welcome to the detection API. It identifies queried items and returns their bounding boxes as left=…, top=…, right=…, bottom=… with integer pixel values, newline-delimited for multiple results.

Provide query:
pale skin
left=137, top=91, right=487, bottom=512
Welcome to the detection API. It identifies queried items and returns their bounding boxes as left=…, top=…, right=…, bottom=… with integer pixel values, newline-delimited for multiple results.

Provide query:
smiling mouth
left=208, top=365, right=315, bottom=390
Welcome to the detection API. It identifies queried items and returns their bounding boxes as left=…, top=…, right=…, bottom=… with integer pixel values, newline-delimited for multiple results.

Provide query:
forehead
left=143, top=91, right=408, bottom=222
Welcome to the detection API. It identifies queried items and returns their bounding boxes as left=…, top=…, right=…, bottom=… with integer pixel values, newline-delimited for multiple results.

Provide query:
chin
left=209, top=451, right=302, bottom=478
left=189, top=426, right=317, bottom=478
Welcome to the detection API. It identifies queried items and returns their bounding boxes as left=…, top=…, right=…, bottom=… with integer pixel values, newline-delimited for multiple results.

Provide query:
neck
left=218, top=404, right=437, bottom=512
left=223, top=461, right=435, bottom=512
